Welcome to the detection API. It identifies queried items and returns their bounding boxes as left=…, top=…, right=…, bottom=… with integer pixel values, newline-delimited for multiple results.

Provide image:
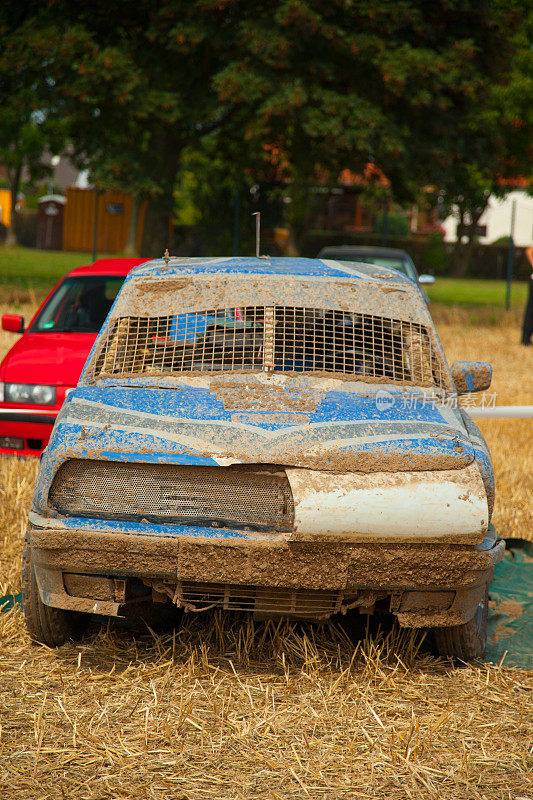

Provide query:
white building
left=443, top=190, right=533, bottom=247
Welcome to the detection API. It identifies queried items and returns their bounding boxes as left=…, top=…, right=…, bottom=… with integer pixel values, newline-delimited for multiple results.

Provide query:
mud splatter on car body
left=23, top=257, right=503, bottom=657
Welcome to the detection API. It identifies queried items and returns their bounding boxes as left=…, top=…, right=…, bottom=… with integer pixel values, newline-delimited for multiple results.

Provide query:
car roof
left=108, top=256, right=432, bottom=334
left=318, top=246, right=411, bottom=259
left=129, top=256, right=410, bottom=283
left=66, top=258, right=148, bottom=278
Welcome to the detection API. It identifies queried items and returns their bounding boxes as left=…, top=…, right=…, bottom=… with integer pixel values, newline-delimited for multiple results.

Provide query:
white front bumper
left=286, top=462, right=488, bottom=543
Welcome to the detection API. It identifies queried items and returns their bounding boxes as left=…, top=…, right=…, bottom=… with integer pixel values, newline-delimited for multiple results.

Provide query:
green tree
left=0, top=17, right=66, bottom=245
left=2, top=1, right=529, bottom=255
left=433, top=3, right=533, bottom=274
left=213, top=1, right=526, bottom=233
left=46, top=1, right=243, bottom=255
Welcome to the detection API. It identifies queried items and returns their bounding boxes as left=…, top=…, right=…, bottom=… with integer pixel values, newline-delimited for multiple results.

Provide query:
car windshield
left=333, top=255, right=417, bottom=281
left=31, top=277, right=125, bottom=333
left=90, top=305, right=446, bottom=389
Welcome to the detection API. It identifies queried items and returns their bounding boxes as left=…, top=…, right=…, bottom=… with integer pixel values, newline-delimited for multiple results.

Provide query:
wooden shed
left=63, top=188, right=146, bottom=253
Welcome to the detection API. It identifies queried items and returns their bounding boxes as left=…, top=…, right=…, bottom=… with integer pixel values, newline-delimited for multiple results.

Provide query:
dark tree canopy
left=430, top=4, right=533, bottom=273
left=0, top=12, right=67, bottom=244
left=0, top=0, right=529, bottom=254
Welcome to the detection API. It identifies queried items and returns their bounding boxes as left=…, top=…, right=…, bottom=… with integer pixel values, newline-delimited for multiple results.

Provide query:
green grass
left=425, top=277, right=528, bottom=309
left=0, top=246, right=116, bottom=291
left=0, top=248, right=530, bottom=312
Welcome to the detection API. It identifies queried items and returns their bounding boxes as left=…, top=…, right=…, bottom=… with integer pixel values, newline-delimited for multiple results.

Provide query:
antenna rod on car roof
left=252, top=212, right=260, bottom=258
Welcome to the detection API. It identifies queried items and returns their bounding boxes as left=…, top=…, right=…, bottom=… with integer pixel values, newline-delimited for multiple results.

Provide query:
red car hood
left=0, top=333, right=96, bottom=387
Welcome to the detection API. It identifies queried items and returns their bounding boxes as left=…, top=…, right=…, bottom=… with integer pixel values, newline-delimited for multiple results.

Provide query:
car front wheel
left=433, top=586, right=489, bottom=661
left=21, top=529, right=88, bottom=647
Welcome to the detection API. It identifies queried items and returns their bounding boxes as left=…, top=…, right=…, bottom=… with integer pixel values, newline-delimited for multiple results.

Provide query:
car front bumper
left=0, top=408, right=58, bottom=456
left=28, top=513, right=504, bottom=627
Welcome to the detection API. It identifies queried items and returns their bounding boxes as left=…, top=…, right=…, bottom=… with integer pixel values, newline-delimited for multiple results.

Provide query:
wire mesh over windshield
left=89, top=307, right=445, bottom=388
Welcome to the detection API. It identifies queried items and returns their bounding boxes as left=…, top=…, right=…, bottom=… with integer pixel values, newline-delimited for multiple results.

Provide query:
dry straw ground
left=0, top=302, right=531, bottom=800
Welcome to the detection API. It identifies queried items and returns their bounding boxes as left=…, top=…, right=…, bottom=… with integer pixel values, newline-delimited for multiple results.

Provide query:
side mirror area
left=451, top=361, right=492, bottom=394
left=1, top=314, right=25, bottom=333
left=418, top=274, right=435, bottom=286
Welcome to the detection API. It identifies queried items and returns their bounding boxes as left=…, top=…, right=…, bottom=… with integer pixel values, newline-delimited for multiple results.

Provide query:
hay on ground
left=0, top=307, right=531, bottom=799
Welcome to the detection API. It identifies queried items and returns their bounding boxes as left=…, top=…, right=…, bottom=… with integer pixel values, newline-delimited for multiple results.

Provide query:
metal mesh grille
left=49, top=460, right=294, bottom=532
left=89, top=307, right=445, bottom=387
left=177, top=582, right=343, bottom=618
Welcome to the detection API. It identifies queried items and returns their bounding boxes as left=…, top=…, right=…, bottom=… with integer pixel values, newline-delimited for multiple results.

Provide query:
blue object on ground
left=484, top=538, right=533, bottom=669
left=0, top=591, right=22, bottom=613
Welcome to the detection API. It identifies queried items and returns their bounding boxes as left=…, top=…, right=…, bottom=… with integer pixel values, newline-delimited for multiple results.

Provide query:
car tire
left=21, top=529, right=89, bottom=647
left=433, top=586, right=489, bottom=661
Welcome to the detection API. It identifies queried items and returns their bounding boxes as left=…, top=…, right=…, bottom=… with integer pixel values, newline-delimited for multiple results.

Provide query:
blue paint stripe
left=58, top=516, right=249, bottom=540
left=129, top=256, right=365, bottom=279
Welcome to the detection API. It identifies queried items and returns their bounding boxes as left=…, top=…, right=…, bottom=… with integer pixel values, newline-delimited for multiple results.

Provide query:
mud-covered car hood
left=43, top=375, right=476, bottom=475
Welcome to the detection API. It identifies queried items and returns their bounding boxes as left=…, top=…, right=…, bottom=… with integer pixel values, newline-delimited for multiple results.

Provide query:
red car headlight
left=3, top=383, right=57, bottom=405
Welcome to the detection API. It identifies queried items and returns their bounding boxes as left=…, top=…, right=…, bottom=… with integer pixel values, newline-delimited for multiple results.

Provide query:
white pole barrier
left=464, top=405, right=533, bottom=419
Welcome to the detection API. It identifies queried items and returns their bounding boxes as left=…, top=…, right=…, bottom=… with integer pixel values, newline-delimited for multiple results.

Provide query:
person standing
left=522, top=247, right=533, bottom=345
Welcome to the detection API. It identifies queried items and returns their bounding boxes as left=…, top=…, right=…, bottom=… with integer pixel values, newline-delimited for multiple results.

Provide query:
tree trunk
left=452, top=206, right=486, bottom=277
left=453, top=241, right=475, bottom=277
left=285, top=181, right=318, bottom=256
left=140, top=137, right=179, bottom=258
left=285, top=225, right=300, bottom=256
left=140, top=194, right=174, bottom=258
left=4, top=224, right=18, bottom=248
left=4, top=165, right=22, bottom=248
left=124, top=196, right=141, bottom=256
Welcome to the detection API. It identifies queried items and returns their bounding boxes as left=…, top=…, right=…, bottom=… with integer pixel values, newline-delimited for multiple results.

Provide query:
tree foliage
left=432, top=2, right=532, bottom=272
left=0, top=12, right=67, bottom=244
left=1, top=0, right=530, bottom=255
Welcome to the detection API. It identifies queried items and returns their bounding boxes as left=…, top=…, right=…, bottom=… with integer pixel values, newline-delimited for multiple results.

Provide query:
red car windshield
left=31, top=277, right=125, bottom=333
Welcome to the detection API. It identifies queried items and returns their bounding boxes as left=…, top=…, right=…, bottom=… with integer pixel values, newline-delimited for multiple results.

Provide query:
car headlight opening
left=4, top=383, right=56, bottom=405
left=49, top=459, right=295, bottom=532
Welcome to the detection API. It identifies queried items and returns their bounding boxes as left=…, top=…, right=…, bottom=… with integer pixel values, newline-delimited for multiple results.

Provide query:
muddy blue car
left=23, top=257, right=503, bottom=658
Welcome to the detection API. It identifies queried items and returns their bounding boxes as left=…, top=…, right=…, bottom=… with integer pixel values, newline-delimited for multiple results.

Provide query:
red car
left=0, top=258, right=146, bottom=456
